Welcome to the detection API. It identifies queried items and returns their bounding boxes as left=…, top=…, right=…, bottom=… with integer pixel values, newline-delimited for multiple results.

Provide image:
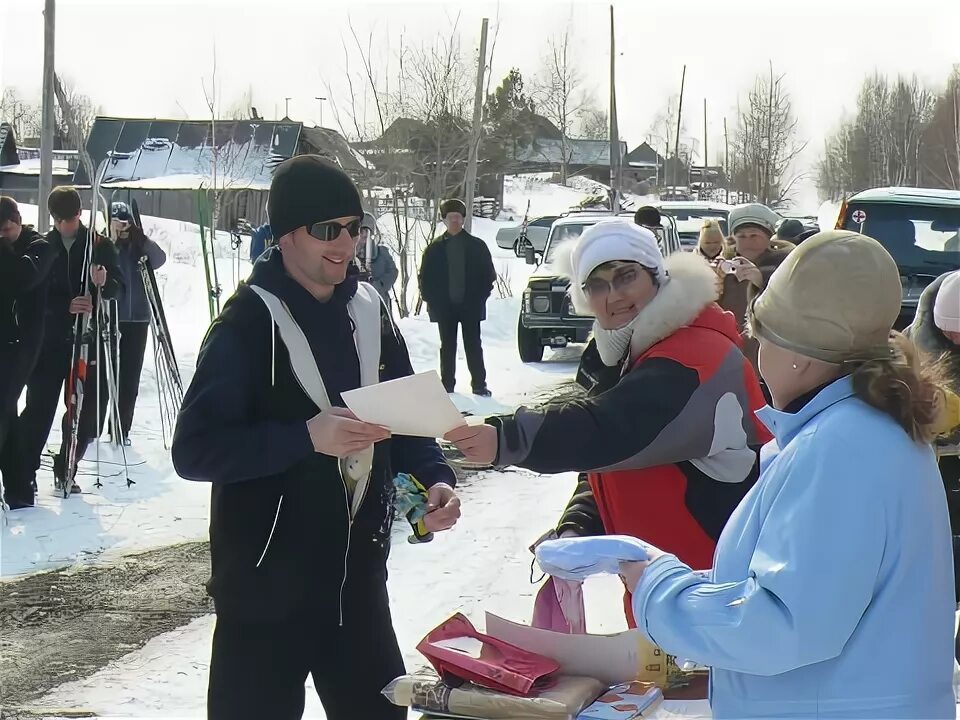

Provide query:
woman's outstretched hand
left=444, top=423, right=498, bottom=465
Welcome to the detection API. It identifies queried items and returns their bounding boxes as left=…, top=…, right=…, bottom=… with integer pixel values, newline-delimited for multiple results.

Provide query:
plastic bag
left=383, top=670, right=605, bottom=719
left=532, top=576, right=586, bottom=634
left=536, top=535, right=652, bottom=582
left=417, top=613, right=561, bottom=696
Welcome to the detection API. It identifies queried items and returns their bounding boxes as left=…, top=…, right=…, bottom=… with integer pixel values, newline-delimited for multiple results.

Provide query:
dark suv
left=840, top=187, right=960, bottom=329
left=517, top=211, right=682, bottom=362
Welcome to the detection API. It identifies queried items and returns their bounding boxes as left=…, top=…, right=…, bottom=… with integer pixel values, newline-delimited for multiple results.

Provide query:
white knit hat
left=565, top=219, right=665, bottom=313
left=934, top=270, right=960, bottom=334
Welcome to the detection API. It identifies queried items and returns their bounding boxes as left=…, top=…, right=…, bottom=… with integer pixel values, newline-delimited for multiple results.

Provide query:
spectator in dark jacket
left=110, top=201, right=168, bottom=445
left=419, top=199, right=496, bottom=396
left=172, top=156, right=460, bottom=720
left=0, top=197, right=55, bottom=509
left=356, top=212, right=399, bottom=307
left=13, top=187, right=120, bottom=496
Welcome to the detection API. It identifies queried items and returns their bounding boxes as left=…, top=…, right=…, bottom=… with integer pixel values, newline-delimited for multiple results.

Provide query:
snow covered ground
left=2, top=180, right=613, bottom=718
left=0, top=185, right=876, bottom=719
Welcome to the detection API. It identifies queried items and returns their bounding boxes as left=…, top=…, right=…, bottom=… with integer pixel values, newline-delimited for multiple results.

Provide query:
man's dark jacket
left=172, top=249, right=456, bottom=621
left=419, top=230, right=496, bottom=322
left=43, top=224, right=121, bottom=345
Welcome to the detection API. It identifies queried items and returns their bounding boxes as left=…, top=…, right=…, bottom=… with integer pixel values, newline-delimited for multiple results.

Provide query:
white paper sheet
left=484, top=612, right=647, bottom=686
left=341, top=371, right=467, bottom=437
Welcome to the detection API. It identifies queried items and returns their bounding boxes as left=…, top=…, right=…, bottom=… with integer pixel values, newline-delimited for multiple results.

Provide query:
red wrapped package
left=417, top=613, right=561, bottom=697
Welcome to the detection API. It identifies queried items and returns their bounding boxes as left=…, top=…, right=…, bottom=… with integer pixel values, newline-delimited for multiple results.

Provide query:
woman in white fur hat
left=446, top=219, right=770, bottom=623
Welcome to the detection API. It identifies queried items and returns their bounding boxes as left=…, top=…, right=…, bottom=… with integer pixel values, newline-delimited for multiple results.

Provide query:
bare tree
left=224, top=85, right=256, bottom=120
left=53, top=75, right=98, bottom=181
left=579, top=106, right=608, bottom=141
left=731, top=62, right=807, bottom=208
left=819, top=72, right=938, bottom=199
left=533, top=25, right=588, bottom=184
left=1, top=88, right=41, bottom=140
left=325, top=21, right=472, bottom=318
left=200, top=48, right=252, bottom=232
left=921, top=65, right=960, bottom=190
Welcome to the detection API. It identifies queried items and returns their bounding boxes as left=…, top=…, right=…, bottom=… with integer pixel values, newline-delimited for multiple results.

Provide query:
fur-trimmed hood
left=624, top=252, right=724, bottom=358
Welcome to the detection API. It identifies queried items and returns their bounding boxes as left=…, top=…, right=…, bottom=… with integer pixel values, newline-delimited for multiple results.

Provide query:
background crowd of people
left=0, top=190, right=164, bottom=509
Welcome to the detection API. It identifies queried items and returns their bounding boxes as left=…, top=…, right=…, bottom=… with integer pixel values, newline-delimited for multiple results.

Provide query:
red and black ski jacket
left=488, top=253, right=772, bottom=571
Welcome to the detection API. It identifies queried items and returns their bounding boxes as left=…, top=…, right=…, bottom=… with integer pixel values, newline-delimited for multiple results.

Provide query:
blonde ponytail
left=850, top=332, right=950, bottom=443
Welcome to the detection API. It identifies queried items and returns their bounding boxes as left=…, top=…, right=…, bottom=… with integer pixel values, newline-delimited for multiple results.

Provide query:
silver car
left=495, top=215, right=559, bottom=256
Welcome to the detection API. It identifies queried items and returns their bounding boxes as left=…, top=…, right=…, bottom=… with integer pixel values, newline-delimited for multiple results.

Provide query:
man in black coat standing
left=0, top=197, right=55, bottom=509
left=419, top=199, right=496, bottom=396
left=172, top=156, right=461, bottom=720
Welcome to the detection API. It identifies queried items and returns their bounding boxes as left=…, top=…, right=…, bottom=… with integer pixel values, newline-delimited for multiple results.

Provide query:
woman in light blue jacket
left=622, top=231, right=956, bottom=719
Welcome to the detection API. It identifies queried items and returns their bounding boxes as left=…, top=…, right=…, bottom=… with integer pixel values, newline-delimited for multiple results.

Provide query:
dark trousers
left=207, top=582, right=405, bottom=720
left=117, top=322, right=150, bottom=438
left=0, top=345, right=32, bottom=499
left=437, top=315, right=486, bottom=390
left=16, top=333, right=110, bottom=487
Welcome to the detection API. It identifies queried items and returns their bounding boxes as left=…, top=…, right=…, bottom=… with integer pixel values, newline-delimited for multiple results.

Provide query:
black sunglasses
left=307, top=218, right=362, bottom=242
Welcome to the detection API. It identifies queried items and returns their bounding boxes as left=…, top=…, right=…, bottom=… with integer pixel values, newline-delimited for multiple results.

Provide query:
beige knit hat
left=749, top=230, right=902, bottom=364
left=699, top=219, right=725, bottom=248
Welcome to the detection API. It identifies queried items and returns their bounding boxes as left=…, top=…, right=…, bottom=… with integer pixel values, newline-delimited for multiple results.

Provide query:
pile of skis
left=60, top=161, right=108, bottom=498
left=132, top=199, right=183, bottom=447
left=59, top=160, right=182, bottom=498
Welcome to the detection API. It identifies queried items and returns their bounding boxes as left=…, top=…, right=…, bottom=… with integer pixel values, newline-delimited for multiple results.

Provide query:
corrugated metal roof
left=512, top=138, right=628, bottom=167
left=75, top=117, right=302, bottom=188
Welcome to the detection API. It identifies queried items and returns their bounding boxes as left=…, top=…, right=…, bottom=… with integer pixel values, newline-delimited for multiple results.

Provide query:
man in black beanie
left=172, top=155, right=461, bottom=720
left=634, top=205, right=662, bottom=229
left=419, top=197, right=497, bottom=396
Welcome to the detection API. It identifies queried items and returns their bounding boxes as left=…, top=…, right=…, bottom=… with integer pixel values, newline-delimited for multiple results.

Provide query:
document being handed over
left=341, top=371, right=467, bottom=438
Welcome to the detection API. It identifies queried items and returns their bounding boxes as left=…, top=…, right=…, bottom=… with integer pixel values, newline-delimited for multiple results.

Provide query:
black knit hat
left=440, top=198, right=467, bottom=218
left=634, top=206, right=661, bottom=227
left=268, top=155, right=363, bottom=240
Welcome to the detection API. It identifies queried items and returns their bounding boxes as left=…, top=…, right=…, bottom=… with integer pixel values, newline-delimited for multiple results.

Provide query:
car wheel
left=517, top=317, right=544, bottom=363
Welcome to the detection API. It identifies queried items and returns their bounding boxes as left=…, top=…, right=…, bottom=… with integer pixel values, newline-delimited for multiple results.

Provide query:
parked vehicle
left=654, top=201, right=733, bottom=250
left=495, top=215, right=559, bottom=256
left=517, top=210, right=683, bottom=362
left=839, top=187, right=960, bottom=329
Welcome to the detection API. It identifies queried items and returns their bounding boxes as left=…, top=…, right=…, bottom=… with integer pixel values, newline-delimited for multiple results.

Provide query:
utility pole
left=38, top=0, right=56, bottom=232
left=608, top=4, right=622, bottom=212
left=315, top=96, right=327, bottom=127
left=463, top=17, right=489, bottom=232
left=724, top=117, right=730, bottom=204
left=673, top=65, right=686, bottom=190
left=703, top=98, right=708, bottom=193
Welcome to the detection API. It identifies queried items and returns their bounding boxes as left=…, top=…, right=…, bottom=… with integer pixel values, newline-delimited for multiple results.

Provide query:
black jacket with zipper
left=419, top=230, right=496, bottom=322
left=43, top=224, right=121, bottom=345
left=0, top=226, right=55, bottom=392
left=171, top=248, right=456, bottom=621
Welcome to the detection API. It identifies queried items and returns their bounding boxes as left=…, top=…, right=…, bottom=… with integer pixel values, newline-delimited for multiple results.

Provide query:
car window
left=544, top=223, right=592, bottom=263
left=844, top=202, right=960, bottom=272
left=530, top=216, right=557, bottom=228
